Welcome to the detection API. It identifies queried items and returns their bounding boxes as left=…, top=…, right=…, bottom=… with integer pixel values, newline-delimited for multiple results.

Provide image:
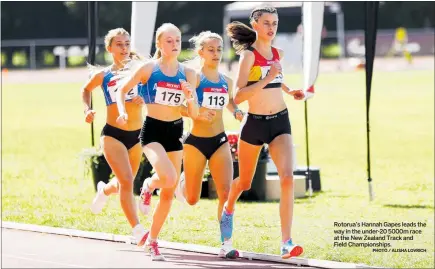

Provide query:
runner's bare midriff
left=146, top=103, right=182, bottom=121
left=191, top=107, right=225, bottom=137
left=106, top=103, right=143, bottom=130
left=247, top=87, right=287, bottom=114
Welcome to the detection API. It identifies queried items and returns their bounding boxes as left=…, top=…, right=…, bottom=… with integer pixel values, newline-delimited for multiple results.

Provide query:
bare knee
left=114, top=170, right=134, bottom=188
left=238, top=177, right=253, bottom=191
left=159, top=189, right=175, bottom=203
left=157, top=169, right=178, bottom=188
left=117, top=177, right=133, bottom=191
left=280, top=172, right=294, bottom=189
left=186, top=195, right=200, bottom=206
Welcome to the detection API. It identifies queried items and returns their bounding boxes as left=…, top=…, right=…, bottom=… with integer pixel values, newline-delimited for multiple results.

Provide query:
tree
left=1, top=1, right=433, bottom=40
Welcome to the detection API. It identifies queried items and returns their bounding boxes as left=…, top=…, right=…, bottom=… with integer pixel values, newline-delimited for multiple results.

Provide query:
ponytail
left=86, top=62, right=104, bottom=77
left=122, top=50, right=148, bottom=69
left=183, top=55, right=202, bottom=71
left=129, top=51, right=145, bottom=61
left=153, top=48, right=162, bottom=59
left=226, top=21, right=257, bottom=54
left=118, top=51, right=150, bottom=79
left=226, top=6, right=278, bottom=54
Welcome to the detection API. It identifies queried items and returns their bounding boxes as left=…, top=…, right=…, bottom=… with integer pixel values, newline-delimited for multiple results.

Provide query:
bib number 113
left=208, top=95, right=225, bottom=107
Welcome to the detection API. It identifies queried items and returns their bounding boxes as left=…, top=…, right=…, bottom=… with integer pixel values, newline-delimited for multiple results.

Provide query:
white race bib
left=154, top=81, right=185, bottom=106
left=202, top=87, right=229, bottom=109
left=107, top=76, right=138, bottom=103
left=260, top=66, right=283, bottom=84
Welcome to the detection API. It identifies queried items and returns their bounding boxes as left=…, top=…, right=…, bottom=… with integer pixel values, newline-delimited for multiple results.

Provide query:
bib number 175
left=162, top=91, right=182, bottom=104
left=155, top=83, right=185, bottom=106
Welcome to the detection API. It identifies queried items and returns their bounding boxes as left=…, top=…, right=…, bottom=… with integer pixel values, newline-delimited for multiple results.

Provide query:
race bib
left=202, top=87, right=229, bottom=109
left=154, top=81, right=185, bottom=106
left=260, top=66, right=283, bottom=84
left=107, top=76, right=138, bottom=103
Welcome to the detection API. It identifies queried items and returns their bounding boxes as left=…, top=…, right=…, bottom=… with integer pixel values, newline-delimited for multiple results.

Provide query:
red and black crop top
left=246, top=46, right=283, bottom=89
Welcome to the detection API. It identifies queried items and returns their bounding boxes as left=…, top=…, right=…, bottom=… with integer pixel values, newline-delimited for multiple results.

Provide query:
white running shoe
left=218, top=240, right=239, bottom=259
left=145, top=239, right=166, bottom=261
left=138, top=178, right=153, bottom=215
left=174, top=172, right=187, bottom=204
left=90, top=181, right=109, bottom=214
left=132, top=224, right=149, bottom=247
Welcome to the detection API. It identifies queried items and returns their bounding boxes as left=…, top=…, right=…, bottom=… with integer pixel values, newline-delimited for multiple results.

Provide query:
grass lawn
left=2, top=69, right=434, bottom=268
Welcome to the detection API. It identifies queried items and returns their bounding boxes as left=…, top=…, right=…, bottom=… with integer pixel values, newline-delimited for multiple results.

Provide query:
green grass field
left=2, top=69, right=434, bottom=268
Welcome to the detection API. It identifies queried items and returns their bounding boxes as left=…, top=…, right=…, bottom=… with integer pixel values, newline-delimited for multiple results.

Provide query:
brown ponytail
left=226, top=21, right=256, bottom=54
left=226, top=6, right=278, bottom=54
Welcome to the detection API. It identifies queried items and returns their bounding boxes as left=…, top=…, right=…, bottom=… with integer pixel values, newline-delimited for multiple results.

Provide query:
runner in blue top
left=172, top=31, right=245, bottom=259
left=116, top=23, right=199, bottom=261
left=82, top=28, right=150, bottom=251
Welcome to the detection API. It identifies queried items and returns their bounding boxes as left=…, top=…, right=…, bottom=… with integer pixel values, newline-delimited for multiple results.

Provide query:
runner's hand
left=116, top=113, right=128, bottom=125
left=85, top=109, right=96, bottom=123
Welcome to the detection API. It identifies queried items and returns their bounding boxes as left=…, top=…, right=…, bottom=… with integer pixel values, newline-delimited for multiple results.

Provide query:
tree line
left=1, top=1, right=434, bottom=40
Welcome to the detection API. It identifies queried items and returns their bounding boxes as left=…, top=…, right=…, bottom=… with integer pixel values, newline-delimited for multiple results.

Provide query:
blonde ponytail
left=153, top=48, right=162, bottom=59
left=129, top=51, right=145, bottom=61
